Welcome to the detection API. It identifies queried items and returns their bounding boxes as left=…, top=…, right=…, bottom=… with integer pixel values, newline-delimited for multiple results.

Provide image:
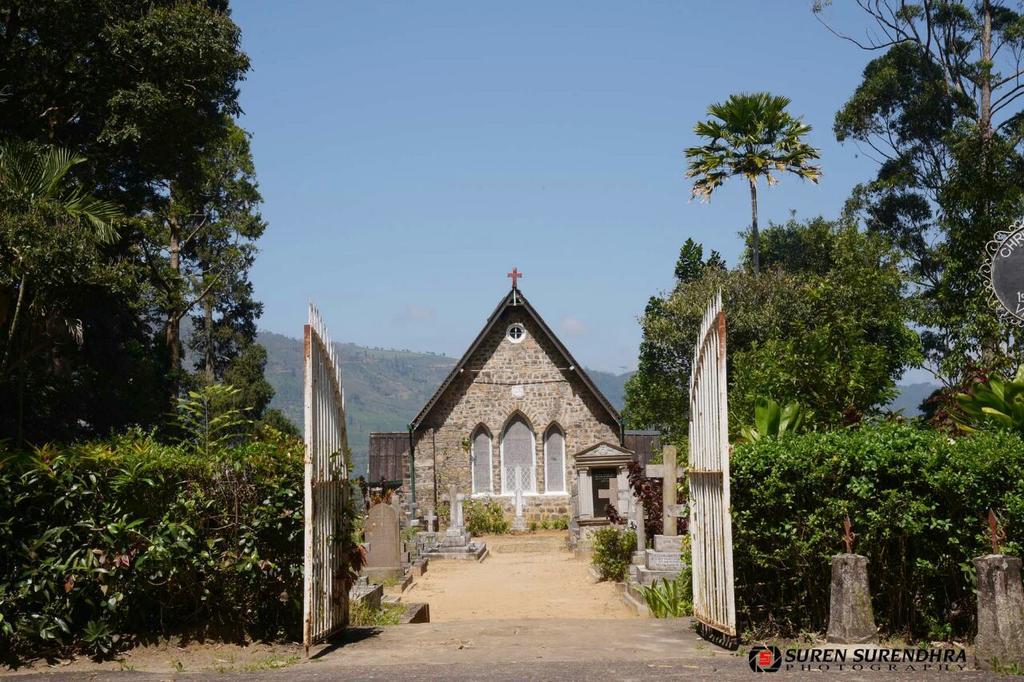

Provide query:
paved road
left=7, top=619, right=998, bottom=681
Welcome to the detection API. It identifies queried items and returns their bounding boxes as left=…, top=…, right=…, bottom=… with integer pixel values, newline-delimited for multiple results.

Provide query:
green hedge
left=731, top=424, right=1024, bottom=640
left=0, top=431, right=305, bottom=660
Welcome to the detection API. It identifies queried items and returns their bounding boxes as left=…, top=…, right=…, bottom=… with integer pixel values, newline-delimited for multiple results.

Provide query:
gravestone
left=633, top=446, right=686, bottom=587
left=424, top=509, right=437, bottom=533
left=420, top=484, right=487, bottom=561
left=363, top=502, right=403, bottom=581
left=629, top=495, right=648, bottom=582
left=661, top=445, right=678, bottom=536
left=441, top=484, right=472, bottom=548
left=349, top=575, right=383, bottom=610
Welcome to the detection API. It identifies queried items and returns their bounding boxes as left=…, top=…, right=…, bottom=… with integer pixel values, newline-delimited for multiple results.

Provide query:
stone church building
left=370, top=272, right=653, bottom=532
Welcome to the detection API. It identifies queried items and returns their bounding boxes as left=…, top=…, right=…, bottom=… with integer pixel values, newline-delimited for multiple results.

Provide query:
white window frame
left=471, top=427, right=493, bottom=495
left=506, top=322, right=527, bottom=344
left=543, top=426, right=566, bottom=494
left=499, top=418, right=536, bottom=495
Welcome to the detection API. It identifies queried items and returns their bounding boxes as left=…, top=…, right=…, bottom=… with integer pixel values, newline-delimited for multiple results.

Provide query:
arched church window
left=544, top=426, right=565, bottom=494
left=471, top=426, right=492, bottom=494
left=501, top=416, right=536, bottom=494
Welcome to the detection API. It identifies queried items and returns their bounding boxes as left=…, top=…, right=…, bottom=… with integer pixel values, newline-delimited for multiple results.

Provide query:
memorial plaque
left=987, top=224, right=1024, bottom=324
left=646, top=551, right=684, bottom=571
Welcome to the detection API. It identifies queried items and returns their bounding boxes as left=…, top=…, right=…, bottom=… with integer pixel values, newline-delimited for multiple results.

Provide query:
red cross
left=507, top=267, right=523, bottom=289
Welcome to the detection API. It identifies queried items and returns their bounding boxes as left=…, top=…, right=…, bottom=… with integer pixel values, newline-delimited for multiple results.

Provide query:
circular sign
left=992, top=227, right=1024, bottom=318
left=986, top=223, right=1024, bottom=325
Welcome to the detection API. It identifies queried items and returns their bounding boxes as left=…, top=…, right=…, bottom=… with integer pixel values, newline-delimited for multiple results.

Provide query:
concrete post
left=826, top=554, right=878, bottom=644
left=974, top=554, right=1024, bottom=671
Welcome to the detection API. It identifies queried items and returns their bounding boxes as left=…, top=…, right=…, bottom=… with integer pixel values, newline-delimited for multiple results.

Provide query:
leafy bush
left=740, top=397, right=811, bottom=442
left=955, top=366, right=1024, bottom=435
left=638, top=575, right=692, bottom=618
left=731, top=423, right=1024, bottom=640
left=463, top=499, right=510, bottom=535
left=0, top=430, right=315, bottom=661
left=590, top=526, right=636, bottom=582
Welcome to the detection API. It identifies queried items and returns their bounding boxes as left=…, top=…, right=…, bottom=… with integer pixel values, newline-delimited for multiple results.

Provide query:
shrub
left=731, top=423, right=1024, bottom=640
left=0, top=431, right=315, bottom=661
left=955, top=366, right=1024, bottom=435
left=550, top=516, right=569, bottom=531
left=590, top=526, right=636, bottom=582
left=462, top=499, right=509, bottom=535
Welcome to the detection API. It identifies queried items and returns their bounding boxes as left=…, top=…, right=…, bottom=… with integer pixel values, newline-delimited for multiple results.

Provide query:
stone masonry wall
left=408, top=303, right=619, bottom=523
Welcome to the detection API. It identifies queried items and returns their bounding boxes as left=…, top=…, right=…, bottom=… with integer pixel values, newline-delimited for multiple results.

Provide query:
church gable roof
left=411, top=287, right=621, bottom=430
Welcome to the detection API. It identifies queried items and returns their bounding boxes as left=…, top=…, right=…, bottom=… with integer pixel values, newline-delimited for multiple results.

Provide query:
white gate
left=687, top=291, right=737, bottom=643
left=303, top=304, right=350, bottom=651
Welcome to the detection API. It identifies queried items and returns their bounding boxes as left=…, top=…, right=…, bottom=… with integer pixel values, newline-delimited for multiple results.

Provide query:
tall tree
left=818, top=0, right=1024, bottom=385
left=175, top=122, right=266, bottom=383
left=0, top=1, right=260, bottom=425
left=684, top=93, right=822, bottom=274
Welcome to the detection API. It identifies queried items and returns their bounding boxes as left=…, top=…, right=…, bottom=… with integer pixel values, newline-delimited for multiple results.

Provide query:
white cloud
left=559, top=316, right=588, bottom=336
left=395, top=304, right=436, bottom=324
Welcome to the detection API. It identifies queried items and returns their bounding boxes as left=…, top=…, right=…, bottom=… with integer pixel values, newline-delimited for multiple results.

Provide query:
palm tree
left=0, top=140, right=122, bottom=376
left=684, top=93, right=821, bottom=274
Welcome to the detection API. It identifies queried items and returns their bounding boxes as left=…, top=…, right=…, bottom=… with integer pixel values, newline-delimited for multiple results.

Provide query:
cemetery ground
left=410, top=531, right=633, bottom=621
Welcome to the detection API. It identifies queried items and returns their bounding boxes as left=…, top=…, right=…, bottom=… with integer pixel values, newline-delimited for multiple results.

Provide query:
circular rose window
left=506, top=323, right=526, bottom=343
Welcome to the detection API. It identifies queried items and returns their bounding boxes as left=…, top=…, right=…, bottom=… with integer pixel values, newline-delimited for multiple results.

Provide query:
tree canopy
left=685, top=93, right=821, bottom=274
left=624, top=219, right=920, bottom=437
left=821, top=0, right=1024, bottom=386
left=0, top=1, right=275, bottom=442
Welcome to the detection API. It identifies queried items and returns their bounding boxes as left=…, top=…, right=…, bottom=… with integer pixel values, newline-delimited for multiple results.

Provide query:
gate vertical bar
left=303, top=303, right=351, bottom=653
left=687, top=290, right=736, bottom=645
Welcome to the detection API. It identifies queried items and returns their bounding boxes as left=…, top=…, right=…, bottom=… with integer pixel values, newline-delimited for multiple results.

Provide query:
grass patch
left=349, top=601, right=405, bottom=627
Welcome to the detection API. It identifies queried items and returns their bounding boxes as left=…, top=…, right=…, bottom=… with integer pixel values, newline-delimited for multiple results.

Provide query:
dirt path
left=406, top=531, right=635, bottom=621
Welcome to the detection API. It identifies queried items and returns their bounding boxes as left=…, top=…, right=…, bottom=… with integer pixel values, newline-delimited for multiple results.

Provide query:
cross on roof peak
left=507, top=267, right=523, bottom=289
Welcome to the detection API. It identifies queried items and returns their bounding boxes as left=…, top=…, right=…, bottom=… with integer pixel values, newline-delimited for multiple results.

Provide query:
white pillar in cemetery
left=661, top=445, right=678, bottom=536
left=513, top=467, right=526, bottom=531
left=577, top=469, right=594, bottom=519
left=448, top=483, right=465, bottom=530
left=634, top=494, right=647, bottom=551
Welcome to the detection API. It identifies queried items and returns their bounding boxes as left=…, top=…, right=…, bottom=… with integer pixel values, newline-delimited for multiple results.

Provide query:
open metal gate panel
left=303, top=303, right=350, bottom=651
left=687, top=290, right=737, bottom=641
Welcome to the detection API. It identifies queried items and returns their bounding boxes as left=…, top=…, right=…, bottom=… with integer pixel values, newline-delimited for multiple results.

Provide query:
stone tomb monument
left=631, top=446, right=686, bottom=587
left=363, top=502, right=403, bottom=581
left=420, top=484, right=486, bottom=560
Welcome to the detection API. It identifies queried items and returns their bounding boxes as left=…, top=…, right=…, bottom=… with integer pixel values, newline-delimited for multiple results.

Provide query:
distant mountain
left=259, top=330, right=631, bottom=476
left=587, top=368, right=633, bottom=412
left=887, top=382, right=940, bottom=417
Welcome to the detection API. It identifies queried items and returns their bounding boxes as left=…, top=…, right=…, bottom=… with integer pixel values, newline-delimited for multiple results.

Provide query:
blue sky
left=234, top=1, right=881, bottom=373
